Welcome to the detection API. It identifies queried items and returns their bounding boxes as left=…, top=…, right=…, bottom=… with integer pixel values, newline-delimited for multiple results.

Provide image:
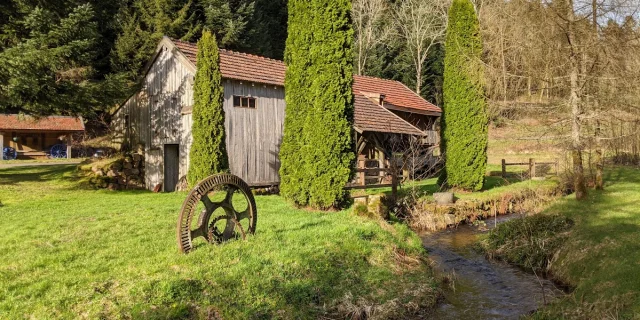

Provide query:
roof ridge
left=170, top=37, right=285, bottom=65
left=354, top=74, right=399, bottom=83
left=219, top=49, right=285, bottom=65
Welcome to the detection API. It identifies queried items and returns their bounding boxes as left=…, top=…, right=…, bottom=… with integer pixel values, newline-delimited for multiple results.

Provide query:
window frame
left=233, top=95, right=257, bottom=109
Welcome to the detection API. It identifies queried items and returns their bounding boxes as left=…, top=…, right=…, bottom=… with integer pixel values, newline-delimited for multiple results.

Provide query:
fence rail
left=501, top=158, right=559, bottom=178
left=345, top=166, right=398, bottom=199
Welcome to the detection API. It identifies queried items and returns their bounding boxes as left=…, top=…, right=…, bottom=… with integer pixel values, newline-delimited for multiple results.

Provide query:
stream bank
left=408, top=179, right=563, bottom=232
left=422, top=215, right=565, bottom=319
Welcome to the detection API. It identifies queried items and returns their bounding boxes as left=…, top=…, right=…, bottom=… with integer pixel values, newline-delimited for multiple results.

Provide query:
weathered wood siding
left=113, top=43, right=195, bottom=190
left=180, top=79, right=286, bottom=186
left=114, top=45, right=285, bottom=189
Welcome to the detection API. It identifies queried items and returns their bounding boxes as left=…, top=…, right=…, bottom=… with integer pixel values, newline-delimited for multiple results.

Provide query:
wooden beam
left=344, top=184, right=393, bottom=190
left=67, top=133, right=72, bottom=159
left=0, top=131, right=4, bottom=161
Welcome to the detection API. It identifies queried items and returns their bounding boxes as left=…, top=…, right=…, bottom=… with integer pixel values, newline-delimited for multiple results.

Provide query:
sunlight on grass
left=484, top=166, right=640, bottom=319
left=0, top=165, right=437, bottom=319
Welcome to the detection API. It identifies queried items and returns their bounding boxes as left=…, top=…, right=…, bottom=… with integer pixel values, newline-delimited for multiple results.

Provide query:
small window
left=233, top=96, right=256, bottom=109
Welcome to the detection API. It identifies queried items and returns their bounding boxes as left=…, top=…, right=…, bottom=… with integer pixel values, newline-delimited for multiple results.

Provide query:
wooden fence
left=501, top=158, right=559, bottom=178
left=345, top=158, right=398, bottom=199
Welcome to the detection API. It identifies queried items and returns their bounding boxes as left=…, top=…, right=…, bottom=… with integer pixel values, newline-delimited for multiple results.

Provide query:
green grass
left=0, top=165, right=437, bottom=319
left=484, top=166, right=640, bottom=319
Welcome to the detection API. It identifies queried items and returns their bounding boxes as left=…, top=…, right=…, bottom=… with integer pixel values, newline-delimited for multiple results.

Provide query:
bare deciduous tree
left=393, top=0, right=449, bottom=94
left=352, top=0, right=392, bottom=75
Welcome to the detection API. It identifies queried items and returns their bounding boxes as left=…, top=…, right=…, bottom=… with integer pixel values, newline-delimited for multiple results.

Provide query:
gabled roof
left=354, top=95, right=423, bottom=136
left=162, top=37, right=438, bottom=135
left=353, top=76, right=441, bottom=115
left=0, top=114, right=85, bottom=132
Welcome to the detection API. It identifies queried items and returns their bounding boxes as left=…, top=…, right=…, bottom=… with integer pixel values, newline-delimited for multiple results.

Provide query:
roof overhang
left=385, top=103, right=441, bottom=117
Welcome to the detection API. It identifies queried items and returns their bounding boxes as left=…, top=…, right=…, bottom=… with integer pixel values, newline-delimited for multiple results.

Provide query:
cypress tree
left=303, top=0, right=354, bottom=209
left=279, top=0, right=313, bottom=205
left=187, top=30, right=228, bottom=187
left=280, top=0, right=354, bottom=209
left=440, top=0, right=488, bottom=191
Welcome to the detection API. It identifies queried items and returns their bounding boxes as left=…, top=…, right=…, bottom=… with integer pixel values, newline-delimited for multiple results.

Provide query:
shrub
left=440, top=0, right=488, bottom=191
left=187, top=31, right=228, bottom=187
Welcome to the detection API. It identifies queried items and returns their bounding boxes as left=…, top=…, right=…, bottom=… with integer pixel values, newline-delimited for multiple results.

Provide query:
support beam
left=0, top=131, right=4, bottom=161
left=67, top=133, right=72, bottom=159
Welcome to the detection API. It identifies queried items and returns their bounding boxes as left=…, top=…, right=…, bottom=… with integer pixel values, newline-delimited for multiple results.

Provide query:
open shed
left=0, top=114, right=85, bottom=159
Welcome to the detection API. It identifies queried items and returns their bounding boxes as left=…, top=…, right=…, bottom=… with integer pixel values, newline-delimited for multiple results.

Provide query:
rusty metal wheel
left=177, top=174, right=257, bottom=253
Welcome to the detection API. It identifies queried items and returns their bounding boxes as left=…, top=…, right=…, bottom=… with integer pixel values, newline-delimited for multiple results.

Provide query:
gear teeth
left=176, top=174, right=258, bottom=253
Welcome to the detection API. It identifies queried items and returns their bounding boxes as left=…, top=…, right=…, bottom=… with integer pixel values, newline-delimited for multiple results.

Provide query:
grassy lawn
left=0, top=165, right=437, bottom=319
left=483, top=166, right=640, bottom=319
left=363, top=165, right=556, bottom=203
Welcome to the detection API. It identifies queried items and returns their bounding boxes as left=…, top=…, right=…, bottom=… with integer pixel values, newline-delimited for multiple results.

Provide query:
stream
left=422, top=215, right=564, bottom=319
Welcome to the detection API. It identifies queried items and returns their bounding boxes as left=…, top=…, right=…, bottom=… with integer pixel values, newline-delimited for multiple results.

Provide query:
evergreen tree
left=111, top=0, right=202, bottom=88
left=440, top=0, right=488, bottom=191
left=280, top=0, right=354, bottom=209
left=246, top=0, right=288, bottom=59
left=187, top=30, right=228, bottom=187
left=0, top=4, right=103, bottom=115
left=303, top=0, right=354, bottom=209
left=279, top=0, right=313, bottom=205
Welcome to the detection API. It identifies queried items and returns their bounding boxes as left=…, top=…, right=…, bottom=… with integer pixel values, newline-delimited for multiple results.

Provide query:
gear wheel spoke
left=177, top=174, right=257, bottom=253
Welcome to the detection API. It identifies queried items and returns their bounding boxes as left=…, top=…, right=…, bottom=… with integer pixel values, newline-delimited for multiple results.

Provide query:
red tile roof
left=173, top=39, right=285, bottom=86
left=0, top=114, right=85, bottom=132
left=354, top=95, right=423, bottom=135
left=353, top=76, right=441, bottom=114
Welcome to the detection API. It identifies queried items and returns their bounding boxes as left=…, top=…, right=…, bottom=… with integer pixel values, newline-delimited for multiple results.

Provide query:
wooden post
left=529, top=158, right=536, bottom=179
left=501, top=159, right=506, bottom=178
left=379, top=151, right=386, bottom=183
left=66, top=133, right=72, bottom=159
left=555, top=158, right=559, bottom=176
left=391, top=169, right=398, bottom=201
left=358, top=156, right=365, bottom=186
left=0, top=131, right=4, bottom=161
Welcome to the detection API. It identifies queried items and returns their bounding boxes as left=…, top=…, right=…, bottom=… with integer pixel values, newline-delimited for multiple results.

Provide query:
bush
left=187, top=31, right=228, bottom=187
left=440, top=0, right=488, bottom=191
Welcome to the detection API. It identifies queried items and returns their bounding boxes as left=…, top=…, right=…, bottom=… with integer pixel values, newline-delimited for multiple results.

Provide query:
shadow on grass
left=0, top=164, right=79, bottom=186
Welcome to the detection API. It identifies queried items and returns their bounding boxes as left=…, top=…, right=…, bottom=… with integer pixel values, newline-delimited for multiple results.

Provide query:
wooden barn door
left=164, top=144, right=180, bottom=192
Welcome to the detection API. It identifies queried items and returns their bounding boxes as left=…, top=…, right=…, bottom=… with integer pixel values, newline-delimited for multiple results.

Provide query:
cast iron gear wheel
left=177, top=174, right=257, bottom=253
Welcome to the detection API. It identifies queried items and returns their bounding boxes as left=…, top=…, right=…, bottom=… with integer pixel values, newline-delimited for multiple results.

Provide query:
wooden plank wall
left=113, top=44, right=195, bottom=190
left=223, top=80, right=285, bottom=185
left=180, top=80, right=286, bottom=186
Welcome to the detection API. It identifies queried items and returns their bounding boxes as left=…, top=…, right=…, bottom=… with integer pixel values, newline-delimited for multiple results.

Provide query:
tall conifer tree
left=187, top=30, right=228, bottom=186
left=303, top=0, right=354, bottom=208
left=280, top=0, right=354, bottom=209
left=440, top=0, right=488, bottom=191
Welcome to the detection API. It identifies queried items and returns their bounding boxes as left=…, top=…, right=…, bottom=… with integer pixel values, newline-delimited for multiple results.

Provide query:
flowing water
left=422, top=215, right=564, bottom=319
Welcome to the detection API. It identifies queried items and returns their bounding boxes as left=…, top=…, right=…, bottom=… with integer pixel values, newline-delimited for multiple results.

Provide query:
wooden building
left=113, top=37, right=442, bottom=191
left=0, top=114, right=84, bottom=160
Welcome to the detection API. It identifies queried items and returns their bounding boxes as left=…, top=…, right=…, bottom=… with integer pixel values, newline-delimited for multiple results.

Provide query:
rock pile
left=87, top=153, right=146, bottom=190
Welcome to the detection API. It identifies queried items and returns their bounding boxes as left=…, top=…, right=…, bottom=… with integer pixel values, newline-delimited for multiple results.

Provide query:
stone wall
left=84, top=153, right=146, bottom=190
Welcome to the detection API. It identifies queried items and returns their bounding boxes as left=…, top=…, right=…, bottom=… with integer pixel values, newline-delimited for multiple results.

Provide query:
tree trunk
left=592, top=0, right=604, bottom=190
left=566, top=0, right=587, bottom=200
left=416, top=62, right=422, bottom=95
